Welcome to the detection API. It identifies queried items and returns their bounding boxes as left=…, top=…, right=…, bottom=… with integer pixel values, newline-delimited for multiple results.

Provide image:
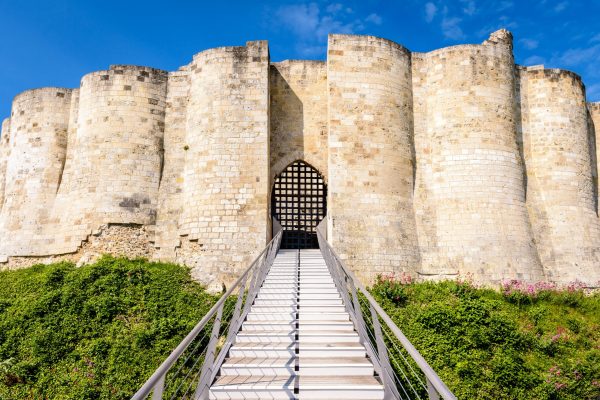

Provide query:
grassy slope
left=0, top=256, right=218, bottom=399
left=1, top=257, right=599, bottom=399
left=371, top=279, right=600, bottom=400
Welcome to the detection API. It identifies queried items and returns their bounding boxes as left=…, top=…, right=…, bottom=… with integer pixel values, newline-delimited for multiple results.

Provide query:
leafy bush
left=0, top=256, right=218, bottom=399
left=371, top=279, right=600, bottom=399
left=372, top=273, right=412, bottom=305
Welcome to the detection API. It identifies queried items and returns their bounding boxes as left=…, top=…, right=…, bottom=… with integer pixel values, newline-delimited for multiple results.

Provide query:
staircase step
left=210, top=375, right=296, bottom=400
left=250, top=304, right=298, bottom=311
left=246, top=313, right=297, bottom=322
left=253, top=299, right=298, bottom=306
left=242, top=322, right=296, bottom=331
left=299, top=288, right=338, bottom=294
left=299, top=321, right=354, bottom=330
left=299, top=342, right=366, bottom=357
left=260, top=288, right=299, bottom=294
left=298, top=312, right=349, bottom=321
left=229, top=342, right=297, bottom=358
left=236, top=332, right=295, bottom=343
left=258, top=294, right=300, bottom=300
left=299, top=331, right=360, bottom=343
left=221, top=357, right=295, bottom=376
left=299, top=357, right=374, bottom=376
left=298, top=298, right=342, bottom=306
left=298, top=293, right=340, bottom=299
left=297, top=376, right=384, bottom=400
left=298, top=305, right=345, bottom=312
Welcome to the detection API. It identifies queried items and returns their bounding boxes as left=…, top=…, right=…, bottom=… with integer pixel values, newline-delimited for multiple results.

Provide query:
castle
left=1, top=30, right=600, bottom=288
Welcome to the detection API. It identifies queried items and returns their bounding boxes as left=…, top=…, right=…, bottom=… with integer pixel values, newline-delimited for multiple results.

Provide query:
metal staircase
left=132, top=227, right=455, bottom=400
left=210, top=249, right=383, bottom=399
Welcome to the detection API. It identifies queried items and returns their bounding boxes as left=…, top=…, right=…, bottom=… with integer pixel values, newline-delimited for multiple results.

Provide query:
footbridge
left=131, top=224, right=455, bottom=400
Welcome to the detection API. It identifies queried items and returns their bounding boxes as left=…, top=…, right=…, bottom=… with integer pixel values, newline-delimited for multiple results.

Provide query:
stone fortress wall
left=1, top=30, right=599, bottom=288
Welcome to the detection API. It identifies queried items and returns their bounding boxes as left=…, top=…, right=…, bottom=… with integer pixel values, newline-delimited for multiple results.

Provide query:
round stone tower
left=412, top=30, right=544, bottom=283
left=520, top=68, right=600, bottom=284
left=179, top=41, right=270, bottom=284
left=51, top=65, right=168, bottom=252
left=327, top=34, right=421, bottom=283
left=0, top=88, right=72, bottom=255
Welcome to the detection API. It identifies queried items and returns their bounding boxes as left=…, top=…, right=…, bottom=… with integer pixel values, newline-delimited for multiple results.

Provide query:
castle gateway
left=1, top=30, right=600, bottom=288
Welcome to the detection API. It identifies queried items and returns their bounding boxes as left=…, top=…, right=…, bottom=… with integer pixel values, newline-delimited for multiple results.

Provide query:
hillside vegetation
left=371, top=275, right=600, bottom=399
left=0, top=257, right=218, bottom=399
left=1, top=257, right=599, bottom=399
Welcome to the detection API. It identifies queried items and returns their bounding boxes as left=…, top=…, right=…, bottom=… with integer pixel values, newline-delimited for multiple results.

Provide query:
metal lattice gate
left=271, top=160, right=327, bottom=249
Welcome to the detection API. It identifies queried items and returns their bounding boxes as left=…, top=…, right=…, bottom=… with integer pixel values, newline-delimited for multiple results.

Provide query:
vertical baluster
left=194, top=304, right=224, bottom=400
left=241, top=258, right=261, bottom=318
left=151, top=374, right=165, bottom=400
left=427, top=378, right=440, bottom=400
left=225, top=274, right=249, bottom=343
left=370, top=304, right=401, bottom=400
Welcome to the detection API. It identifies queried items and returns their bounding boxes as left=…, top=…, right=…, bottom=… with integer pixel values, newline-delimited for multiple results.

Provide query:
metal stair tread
left=299, top=357, right=372, bottom=366
left=212, top=375, right=296, bottom=389
left=298, top=375, right=382, bottom=388
left=299, top=341, right=364, bottom=349
left=223, top=357, right=295, bottom=367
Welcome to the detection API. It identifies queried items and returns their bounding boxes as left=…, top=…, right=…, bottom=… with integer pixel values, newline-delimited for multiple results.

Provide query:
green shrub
left=370, top=279, right=600, bottom=399
left=0, top=256, right=218, bottom=399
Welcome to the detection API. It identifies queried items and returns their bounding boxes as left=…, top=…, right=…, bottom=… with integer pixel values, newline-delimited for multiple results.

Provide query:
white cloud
left=424, top=2, right=438, bottom=23
left=524, top=55, right=545, bottom=65
left=519, top=38, right=539, bottom=50
left=325, top=3, right=343, bottom=14
left=275, top=3, right=320, bottom=39
left=273, top=3, right=383, bottom=57
left=554, top=1, right=568, bottom=12
left=365, top=13, right=382, bottom=25
left=555, top=44, right=600, bottom=68
left=441, top=16, right=465, bottom=40
left=496, top=1, right=514, bottom=11
left=461, top=0, right=477, bottom=16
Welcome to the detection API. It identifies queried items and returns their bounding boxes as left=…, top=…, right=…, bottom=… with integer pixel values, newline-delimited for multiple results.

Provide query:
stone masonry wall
left=0, top=118, right=10, bottom=211
left=154, top=68, right=191, bottom=260
left=591, top=102, right=600, bottom=209
left=49, top=65, right=168, bottom=255
left=1, top=33, right=599, bottom=288
left=327, top=34, right=421, bottom=283
left=177, top=42, right=270, bottom=285
left=412, top=30, right=545, bottom=284
left=0, top=88, right=72, bottom=256
left=520, top=69, right=600, bottom=284
left=270, top=60, right=328, bottom=182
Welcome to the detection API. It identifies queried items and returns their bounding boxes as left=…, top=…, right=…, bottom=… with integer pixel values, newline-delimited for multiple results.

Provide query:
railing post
left=370, top=304, right=401, bottom=400
left=428, top=378, right=441, bottom=400
left=241, top=258, right=261, bottom=318
left=193, top=304, right=224, bottom=400
left=225, top=273, right=249, bottom=343
left=151, top=374, right=165, bottom=400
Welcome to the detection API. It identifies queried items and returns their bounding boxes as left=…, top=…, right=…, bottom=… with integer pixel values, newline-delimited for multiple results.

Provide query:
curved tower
left=179, top=41, right=270, bottom=284
left=0, top=118, right=10, bottom=213
left=412, top=30, right=544, bottom=283
left=0, top=88, right=72, bottom=255
left=327, top=34, right=421, bottom=283
left=520, top=69, right=600, bottom=284
left=51, top=65, right=168, bottom=253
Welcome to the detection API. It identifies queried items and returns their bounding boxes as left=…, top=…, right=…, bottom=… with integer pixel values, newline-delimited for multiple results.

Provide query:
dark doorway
left=272, top=160, right=327, bottom=249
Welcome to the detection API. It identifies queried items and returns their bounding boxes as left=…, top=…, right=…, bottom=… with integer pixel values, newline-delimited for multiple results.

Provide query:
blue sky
left=1, top=0, right=599, bottom=118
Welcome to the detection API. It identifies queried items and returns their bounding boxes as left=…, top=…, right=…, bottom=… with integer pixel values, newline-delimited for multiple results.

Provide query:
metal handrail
left=316, top=223, right=455, bottom=400
left=132, top=229, right=283, bottom=400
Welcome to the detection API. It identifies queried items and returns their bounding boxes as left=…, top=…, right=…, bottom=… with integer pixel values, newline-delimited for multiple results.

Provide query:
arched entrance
left=271, top=160, right=327, bottom=249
